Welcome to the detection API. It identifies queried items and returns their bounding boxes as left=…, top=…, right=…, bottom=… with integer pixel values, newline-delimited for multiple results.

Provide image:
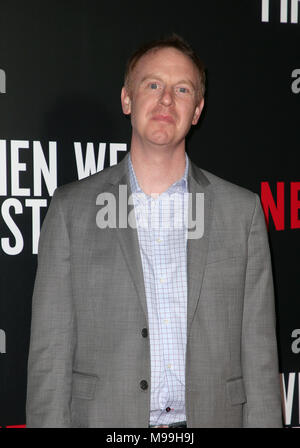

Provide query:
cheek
left=131, top=97, right=154, bottom=121
left=178, top=104, right=195, bottom=125
left=130, top=101, right=148, bottom=130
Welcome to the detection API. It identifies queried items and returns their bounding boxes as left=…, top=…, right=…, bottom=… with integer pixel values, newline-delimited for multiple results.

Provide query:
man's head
left=124, top=34, right=206, bottom=102
left=121, top=35, right=206, bottom=149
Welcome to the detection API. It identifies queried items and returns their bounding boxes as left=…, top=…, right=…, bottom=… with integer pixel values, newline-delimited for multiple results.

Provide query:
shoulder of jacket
left=199, top=167, right=257, bottom=202
left=52, top=160, right=125, bottom=203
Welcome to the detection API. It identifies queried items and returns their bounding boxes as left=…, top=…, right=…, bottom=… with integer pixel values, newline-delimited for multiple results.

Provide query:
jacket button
left=140, top=380, right=148, bottom=390
left=141, top=328, right=148, bottom=338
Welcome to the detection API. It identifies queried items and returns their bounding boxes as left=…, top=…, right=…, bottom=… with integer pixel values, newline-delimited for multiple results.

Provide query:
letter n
left=260, top=182, right=284, bottom=230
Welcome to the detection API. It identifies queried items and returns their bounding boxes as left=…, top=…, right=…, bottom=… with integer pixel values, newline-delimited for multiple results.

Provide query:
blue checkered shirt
left=128, top=155, right=188, bottom=426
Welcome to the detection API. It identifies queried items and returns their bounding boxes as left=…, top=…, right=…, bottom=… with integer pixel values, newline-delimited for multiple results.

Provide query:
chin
left=147, top=130, right=173, bottom=145
left=148, top=137, right=173, bottom=146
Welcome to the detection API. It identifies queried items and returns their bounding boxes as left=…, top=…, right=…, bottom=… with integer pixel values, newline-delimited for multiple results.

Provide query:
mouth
left=151, top=114, right=175, bottom=124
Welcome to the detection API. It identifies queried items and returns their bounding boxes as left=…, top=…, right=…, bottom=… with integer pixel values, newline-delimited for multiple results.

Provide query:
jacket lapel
left=109, top=154, right=149, bottom=321
left=187, top=161, right=214, bottom=337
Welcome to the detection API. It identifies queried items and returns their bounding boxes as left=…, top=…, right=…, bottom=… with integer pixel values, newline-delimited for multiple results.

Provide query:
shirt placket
left=155, top=195, right=176, bottom=414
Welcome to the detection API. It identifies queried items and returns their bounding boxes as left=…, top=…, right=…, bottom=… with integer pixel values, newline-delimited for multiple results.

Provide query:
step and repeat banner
left=0, top=0, right=299, bottom=427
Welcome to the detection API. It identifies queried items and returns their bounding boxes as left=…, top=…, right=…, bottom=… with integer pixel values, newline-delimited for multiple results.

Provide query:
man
left=26, top=35, right=282, bottom=427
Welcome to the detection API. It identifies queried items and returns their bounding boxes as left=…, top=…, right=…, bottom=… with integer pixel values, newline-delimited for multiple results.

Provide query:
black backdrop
left=0, top=0, right=299, bottom=427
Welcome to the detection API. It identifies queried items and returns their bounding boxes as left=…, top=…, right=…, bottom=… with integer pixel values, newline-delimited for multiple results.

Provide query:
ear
left=192, top=97, right=204, bottom=125
left=121, top=86, right=131, bottom=115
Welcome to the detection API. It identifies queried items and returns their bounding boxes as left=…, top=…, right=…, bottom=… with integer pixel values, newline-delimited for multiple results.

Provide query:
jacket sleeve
left=26, top=189, right=75, bottom=427
left=242, top=194, right=282, bottom=427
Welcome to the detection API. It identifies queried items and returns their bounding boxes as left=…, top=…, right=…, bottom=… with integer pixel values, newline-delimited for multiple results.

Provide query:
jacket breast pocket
left=72, top=371, right=99, bottom=400
left=206, top=244, right=244, bottom=265
left=226, top=377, right=247, bottom=406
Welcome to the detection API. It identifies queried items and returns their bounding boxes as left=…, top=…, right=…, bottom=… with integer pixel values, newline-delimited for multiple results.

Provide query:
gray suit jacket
left=26, top=153, right=282, bottom=427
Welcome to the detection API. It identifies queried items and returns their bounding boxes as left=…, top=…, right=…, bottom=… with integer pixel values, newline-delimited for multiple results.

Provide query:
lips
left=151, top=114, right=175, bottom=123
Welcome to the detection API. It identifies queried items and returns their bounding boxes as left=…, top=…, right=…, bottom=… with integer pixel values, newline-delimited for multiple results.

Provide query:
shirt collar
left=128, top=153, right=189, bottom=196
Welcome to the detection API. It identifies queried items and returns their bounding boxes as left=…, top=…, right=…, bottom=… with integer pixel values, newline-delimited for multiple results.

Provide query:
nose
left=159, top=86, right=173, bottom=106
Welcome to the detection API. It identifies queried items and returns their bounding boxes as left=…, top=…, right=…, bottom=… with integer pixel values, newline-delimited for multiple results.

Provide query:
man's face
left=121, top=47, right=204, bottom=149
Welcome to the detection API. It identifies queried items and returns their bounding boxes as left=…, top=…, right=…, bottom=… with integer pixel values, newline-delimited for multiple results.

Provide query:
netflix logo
left=260, top=182, right=300, bottom=230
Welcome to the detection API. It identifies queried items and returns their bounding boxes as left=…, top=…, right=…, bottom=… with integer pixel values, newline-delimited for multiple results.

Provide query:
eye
left=149, top=82, right=159, bottom=90
left=176, top=86, right=189, bottom=94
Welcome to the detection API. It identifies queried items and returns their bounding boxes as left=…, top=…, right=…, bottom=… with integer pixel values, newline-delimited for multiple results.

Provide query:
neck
left=130, top=142, right=186, bottom=195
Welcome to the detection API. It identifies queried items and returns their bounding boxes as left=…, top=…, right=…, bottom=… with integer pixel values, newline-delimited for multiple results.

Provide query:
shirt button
left=140, top=380, right=148, bottom=390
left=141, top=328, right=148, bottom=338
left=166, top=407, right=171, bottom=412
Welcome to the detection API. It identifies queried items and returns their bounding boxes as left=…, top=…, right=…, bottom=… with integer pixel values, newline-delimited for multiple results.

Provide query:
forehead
left=131, top=47, right=199, bottom=84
